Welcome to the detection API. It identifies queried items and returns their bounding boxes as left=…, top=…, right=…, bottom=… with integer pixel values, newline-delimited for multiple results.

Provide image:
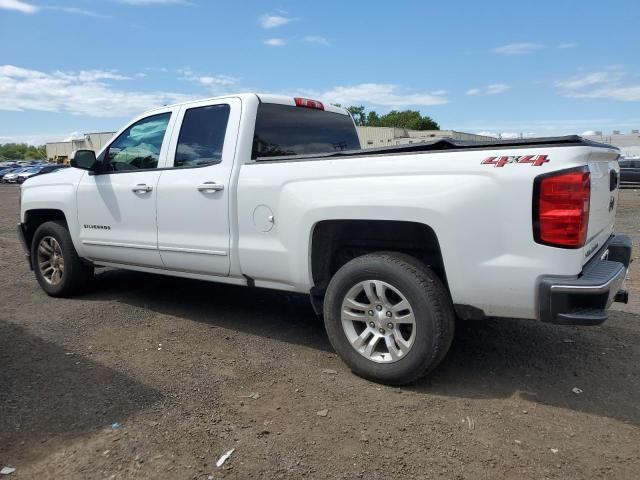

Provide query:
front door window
left=103, top=113, right=171, bottom=171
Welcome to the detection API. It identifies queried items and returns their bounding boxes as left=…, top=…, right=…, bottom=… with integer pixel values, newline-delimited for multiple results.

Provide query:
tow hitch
left=614, top=289, right=629, bottom=304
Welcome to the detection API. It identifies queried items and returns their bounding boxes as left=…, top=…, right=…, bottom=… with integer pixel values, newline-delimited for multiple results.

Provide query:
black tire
left=323, top=252, right=455, bottom=385
left=31, top=220, right=93, bottom=297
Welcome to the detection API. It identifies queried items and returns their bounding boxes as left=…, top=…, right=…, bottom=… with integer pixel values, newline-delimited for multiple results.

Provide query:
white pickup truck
left=18, top=93, right=632, bottom=384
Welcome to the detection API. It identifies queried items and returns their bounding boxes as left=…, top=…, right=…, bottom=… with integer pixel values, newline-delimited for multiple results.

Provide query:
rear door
left=155, top=98, right=241, bottom=275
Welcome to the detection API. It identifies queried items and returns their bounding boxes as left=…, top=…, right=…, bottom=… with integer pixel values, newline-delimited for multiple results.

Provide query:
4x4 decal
left=481, top=155, right=549, bottom=168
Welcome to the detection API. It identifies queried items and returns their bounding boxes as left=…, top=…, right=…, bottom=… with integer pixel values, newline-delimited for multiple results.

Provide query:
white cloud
left=555, top=71, right=617, bottom=90
left=493, top=43, right=543, bottom=55
left=144, top=66, right=169, bottom=73
left=264, top=38, right=287, bottom=47
left=63, top=131, right=85, bottom=141
left=0, top=133, right=62, bottom=145
left=117, top=0, right=191, bottom=5
left=555, top=68, right=640, bottom=102
left=466, top=84, right=511, bottom=96
left=59, top=69, right=131, bottom=82
left=0, top=1, right=107, bottom=16
left=0, top=0, right=38, bottom=13
left=557, top=42, right=578, bottom=49
left=300, top=83, right=448, bottom=108
left=178, top=67, right=237, bottom=88
left=303, top=35, right=330, bottom=46
left=260, top=14, right=295, bottom=29
left=570, top=85, right=640, bottom=102
left=0, top=64, right=195, bottom=118
left=45, top=6, right=107, bottom=18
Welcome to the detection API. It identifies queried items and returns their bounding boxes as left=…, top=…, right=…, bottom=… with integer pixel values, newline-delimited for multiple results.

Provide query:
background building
left=46, top=132, right=115, bottom=164
left=581, top=130, right=640, bottom=158
left=357, top=127, right=496, bottom=148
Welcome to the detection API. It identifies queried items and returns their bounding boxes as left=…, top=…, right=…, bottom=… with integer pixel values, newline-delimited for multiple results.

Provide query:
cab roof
left=157, top=93, right=350, bottom=116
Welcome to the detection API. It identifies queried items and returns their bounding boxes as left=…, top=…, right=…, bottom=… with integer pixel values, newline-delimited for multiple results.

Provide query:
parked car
left=619, top=158, right=640, bottom=186
left=0, top=165, right=19, bottom=177
left=16, top=164, right=68, bottom=184
left=1, top=167, right=30, bottom=183
left=15, top=166, right=44, bottom=184
left=17, top=93, right=631, bottom=385
left=15, top=160, right=42, bottom=167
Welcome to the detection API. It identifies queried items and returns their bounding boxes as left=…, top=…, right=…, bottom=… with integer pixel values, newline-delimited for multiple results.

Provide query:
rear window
left=252, top=103, right=360, bottom=160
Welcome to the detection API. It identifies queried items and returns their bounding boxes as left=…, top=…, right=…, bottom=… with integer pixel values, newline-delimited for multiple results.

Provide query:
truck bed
left=254, top=135, right=618, bottom=163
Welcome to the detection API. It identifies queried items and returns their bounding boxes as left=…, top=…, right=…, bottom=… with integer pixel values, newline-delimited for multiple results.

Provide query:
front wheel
left=323, top=252, right=455, bottom=385
left=31, top=221, right=94, bottom=297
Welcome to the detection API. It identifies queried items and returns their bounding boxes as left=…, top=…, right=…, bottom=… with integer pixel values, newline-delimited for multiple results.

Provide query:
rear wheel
left=323, top=252, right=455, bottom=385
left=31, top=221, right=93, bottom=297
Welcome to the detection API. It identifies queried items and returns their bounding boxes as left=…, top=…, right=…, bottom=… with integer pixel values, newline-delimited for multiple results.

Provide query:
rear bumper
left=538, top=234, right=632, bottom=325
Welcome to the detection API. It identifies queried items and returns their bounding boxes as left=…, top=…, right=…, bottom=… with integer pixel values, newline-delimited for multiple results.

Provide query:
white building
left=582, top=130, right=640, bottom=158
left=357, top=127, right=496, bottom=148
left=46, top=132, right=115, bottom=164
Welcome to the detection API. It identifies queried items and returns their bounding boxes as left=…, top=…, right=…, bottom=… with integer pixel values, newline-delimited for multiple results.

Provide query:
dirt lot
left=1, top=184, right=639, bottom=479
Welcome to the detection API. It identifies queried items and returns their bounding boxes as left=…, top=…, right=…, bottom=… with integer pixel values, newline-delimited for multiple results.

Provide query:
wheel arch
left=23, top=209, right=68, bottom=253
left=309, top=219, right=448, bottom=313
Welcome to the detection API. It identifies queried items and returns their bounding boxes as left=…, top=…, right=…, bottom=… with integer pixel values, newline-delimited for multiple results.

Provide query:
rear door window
left=174, top=104, right=231, bottom=167
left=252, top=104, right=360, bottom=159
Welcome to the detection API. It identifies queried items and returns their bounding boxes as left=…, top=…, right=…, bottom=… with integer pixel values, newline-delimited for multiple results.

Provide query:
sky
left=0, top=0, right=639, bottom=144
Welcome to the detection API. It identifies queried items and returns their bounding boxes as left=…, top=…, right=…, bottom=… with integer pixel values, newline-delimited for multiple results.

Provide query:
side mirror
left=70, top=149, right=98, bottom=171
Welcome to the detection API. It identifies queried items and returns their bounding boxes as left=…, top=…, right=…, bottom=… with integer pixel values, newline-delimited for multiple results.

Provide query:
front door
left=76, top=110, right=175, bottom=268
left=156, top=98, right=241, bottom=275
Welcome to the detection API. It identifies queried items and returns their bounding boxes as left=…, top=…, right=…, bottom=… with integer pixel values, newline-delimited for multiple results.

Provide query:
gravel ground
left=1, top=184, right=639, bottom=479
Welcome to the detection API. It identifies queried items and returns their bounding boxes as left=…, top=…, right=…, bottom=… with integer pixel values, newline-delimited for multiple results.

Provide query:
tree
left=0, top=143, right=47, bottom=161
left=366, top=111, right=380, bottom=126
left=374, top=110, right=439, bottom=130
left=346, top=105, right=366, bottom=126
left=344, top=107, right=439, bottom=131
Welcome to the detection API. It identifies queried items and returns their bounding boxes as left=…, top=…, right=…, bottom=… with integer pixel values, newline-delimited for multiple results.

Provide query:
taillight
left=533, top=167, right=590, bottom=248
left=294, top=97, right=324, bottom=110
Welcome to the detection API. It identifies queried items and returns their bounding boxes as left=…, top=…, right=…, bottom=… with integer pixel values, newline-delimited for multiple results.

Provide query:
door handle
left=132, top=184, right=153, bottom=193
left=197, top=182, right=224, bottom=192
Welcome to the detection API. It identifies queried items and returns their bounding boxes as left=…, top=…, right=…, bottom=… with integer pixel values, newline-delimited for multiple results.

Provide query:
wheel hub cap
left=341, top=280, right=416, bottom=364
left=37, top=236, right=65, bottom=285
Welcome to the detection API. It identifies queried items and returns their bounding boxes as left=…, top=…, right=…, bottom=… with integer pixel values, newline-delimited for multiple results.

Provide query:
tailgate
left=583, top=146, right=620, bottom=264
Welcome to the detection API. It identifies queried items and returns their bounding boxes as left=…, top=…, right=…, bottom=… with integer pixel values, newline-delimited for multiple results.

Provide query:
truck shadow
left=0, top=319, right=163, bottom=464
left=85, top=268, right=332, bottom=351
left=83, top=269, right=640, bottom=426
